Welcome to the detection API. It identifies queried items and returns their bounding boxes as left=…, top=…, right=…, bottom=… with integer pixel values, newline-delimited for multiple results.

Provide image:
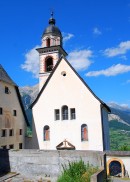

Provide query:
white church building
left=31, top=13, right=110, bottom=151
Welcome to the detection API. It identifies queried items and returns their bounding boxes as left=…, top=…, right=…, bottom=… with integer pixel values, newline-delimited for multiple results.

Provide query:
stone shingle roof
left=0, top=64, right=17, bottom=85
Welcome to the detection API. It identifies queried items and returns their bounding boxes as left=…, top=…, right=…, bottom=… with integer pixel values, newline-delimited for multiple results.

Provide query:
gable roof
left=0, top=64, right=17, bottom=86
left=0, top=64, right=30, bottom=126
left=31, top=56, right=111, bottom=113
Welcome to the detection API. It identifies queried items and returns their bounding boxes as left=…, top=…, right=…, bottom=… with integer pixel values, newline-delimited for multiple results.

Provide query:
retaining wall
left=0, top=149, right=105, bottom=181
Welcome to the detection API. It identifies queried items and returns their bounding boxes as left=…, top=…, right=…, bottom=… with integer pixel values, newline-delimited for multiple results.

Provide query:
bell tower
left=37, top=12, right=67, bottom=91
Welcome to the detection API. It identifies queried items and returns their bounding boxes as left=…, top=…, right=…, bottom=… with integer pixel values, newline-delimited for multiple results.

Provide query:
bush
left=118, top=144, right=130, bottom=151
left=81, top=163, right=99, bottom=182
left=57, top=159, right=98, bottom=182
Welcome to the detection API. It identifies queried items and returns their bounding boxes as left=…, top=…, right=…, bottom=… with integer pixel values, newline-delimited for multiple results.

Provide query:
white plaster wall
left=0, top=81, right=26, bottom=149
left=32, top=57, right=107, bottom=151
left=107, top=156, right=130, bottom=177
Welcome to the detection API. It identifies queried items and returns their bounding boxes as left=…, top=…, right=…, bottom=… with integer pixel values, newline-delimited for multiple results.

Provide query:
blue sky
left=0, top=0, right=130, bottom=107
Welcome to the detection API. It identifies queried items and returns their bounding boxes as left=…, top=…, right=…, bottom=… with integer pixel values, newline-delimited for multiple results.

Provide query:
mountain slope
left=19, top=84, right=39, bottom=123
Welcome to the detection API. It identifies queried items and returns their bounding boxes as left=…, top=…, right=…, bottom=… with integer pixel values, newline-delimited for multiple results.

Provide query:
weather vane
left=50, top=8, right=54, bottom=18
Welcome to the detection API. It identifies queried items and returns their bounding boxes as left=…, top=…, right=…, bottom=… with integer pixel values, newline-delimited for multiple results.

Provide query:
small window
left=70, top=108, right=76, bottom=120
left=19, top=129, right=22, bottom=135
left=55, top=109, right=60, bottom=120
left=43, top=125, right=50, bottom=141
left=61, top=71, right=66, bottom=76
left=9, top=129, right=14, bottom=136
left=62, top=105, right=68, bottom=120
left=1, top=129, right=6, bottom=137
left=0, top=107, right=3, bottom=115
left=9, top=144, right=14, bottom=149
left=46, top=38, right=50, bottom=47
left=19, top=143, right=22, bottom=149
left=81, top=124, right=88, bottom=141
left=13, top=110, right=17, bottom=116
left=1, top=145, right=7, bottom=149
left=5, top=86, right=10, bottom=94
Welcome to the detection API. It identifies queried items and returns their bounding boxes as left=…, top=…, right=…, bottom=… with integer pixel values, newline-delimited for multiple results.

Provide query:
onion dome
left=42, top=12, right=62, bottom=38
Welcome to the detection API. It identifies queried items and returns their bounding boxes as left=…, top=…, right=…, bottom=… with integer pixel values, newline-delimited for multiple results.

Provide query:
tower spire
left=49, top=11, right=55, bottom=25
left=37, top=13, right=67, bottom=90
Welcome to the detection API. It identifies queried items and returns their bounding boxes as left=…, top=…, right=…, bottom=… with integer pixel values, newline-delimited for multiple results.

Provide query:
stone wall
left=91, top=169, right=106, bottom=182
left=0, top=149, right=105, bottom=181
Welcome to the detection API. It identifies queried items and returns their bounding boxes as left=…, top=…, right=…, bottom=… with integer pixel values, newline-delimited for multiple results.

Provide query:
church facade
left=31, top=13, right=110, bottom=151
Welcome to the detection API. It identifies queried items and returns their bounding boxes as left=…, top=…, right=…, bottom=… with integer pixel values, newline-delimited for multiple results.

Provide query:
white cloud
left=21, top=45, right=39, bottom=78
left=120, top=55, right=127, bottom=60
left=68, top=50, right=93, bottom=70
left=86, top=64, right=130, bottom=77
left=93, top=27, right=102, bottom=35
left=62, top=32, right=74, bottom=43
left=126, top=80, right=130, bottom=83
left=21, top=46, right=93, bottom=77
left=104, top=40, right=130, bottom=57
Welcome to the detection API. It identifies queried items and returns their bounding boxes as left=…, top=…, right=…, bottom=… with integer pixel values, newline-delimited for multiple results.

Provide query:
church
left=31, top=13, right=111, bottom=151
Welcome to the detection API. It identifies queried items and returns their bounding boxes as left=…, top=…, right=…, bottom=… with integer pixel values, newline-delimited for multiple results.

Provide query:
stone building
left=31, top=13, right=110, bottom=151
left=0, top=65, right=29, bottom=149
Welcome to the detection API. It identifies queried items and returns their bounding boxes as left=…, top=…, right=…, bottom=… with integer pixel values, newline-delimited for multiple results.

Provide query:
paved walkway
left=110, top=177, right=130, bottom=182
left=0, top=173, right=51, bottom=182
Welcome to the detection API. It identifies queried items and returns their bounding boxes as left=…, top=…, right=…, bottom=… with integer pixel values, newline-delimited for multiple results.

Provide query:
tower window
left=55, top=109, right=60, bottom=120
left=70, top=108, right=76, bottom=120
left=81, top=124, right=88, bottom=141
left=45, top=57, right=53, bottom=72
left=46, top=38, right=50, bottom=47
left=43, top=125, right=50, bottom=141
left=62, top=105, right=68, bottom=120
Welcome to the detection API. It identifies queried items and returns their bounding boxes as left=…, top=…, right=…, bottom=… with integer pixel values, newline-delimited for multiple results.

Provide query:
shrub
left=81, top=163, right=98, bottom=182
left=118, top=144, right=130, bottom=151
left=57, top=159, right=98, bottom=182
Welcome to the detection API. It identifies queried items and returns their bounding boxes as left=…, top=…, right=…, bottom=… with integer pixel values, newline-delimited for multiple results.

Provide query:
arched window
left=43, top=125, right=50, bottom=141
left=81, top=124, right=88, bottom=141
left=45, top=57, right=53, bottom=72
left=62, top=105, right=68, bottom=120
left=46, top=38, right=50, bottom=47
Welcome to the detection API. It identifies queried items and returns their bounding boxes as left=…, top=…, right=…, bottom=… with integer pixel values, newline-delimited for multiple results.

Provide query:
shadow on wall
left=25, top=115, right=39, bottom=149
left=0, top=149, right=10, bottom=176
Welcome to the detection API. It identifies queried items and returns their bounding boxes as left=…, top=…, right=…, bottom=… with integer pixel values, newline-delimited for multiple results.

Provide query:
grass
left=57, top=159, right=98, bottom=182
